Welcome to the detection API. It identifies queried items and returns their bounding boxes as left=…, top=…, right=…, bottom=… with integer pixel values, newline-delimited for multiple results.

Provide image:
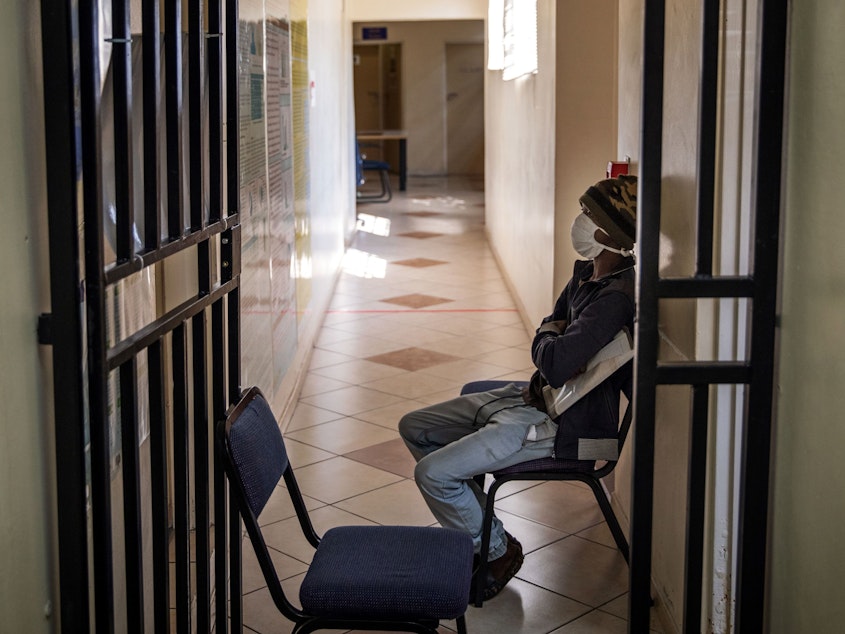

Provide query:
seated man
left=399, top=174, right=637, bottom=601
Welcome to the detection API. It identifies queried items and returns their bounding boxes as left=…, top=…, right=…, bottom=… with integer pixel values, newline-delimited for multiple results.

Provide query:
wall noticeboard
left=362, top=27, right=387, bottom=40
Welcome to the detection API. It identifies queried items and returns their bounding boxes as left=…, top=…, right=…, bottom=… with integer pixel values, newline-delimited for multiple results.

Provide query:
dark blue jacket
left=526, top=259, right=635, bottom=460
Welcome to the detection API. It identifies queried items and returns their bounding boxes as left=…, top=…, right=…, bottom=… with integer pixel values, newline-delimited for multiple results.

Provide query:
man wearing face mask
left=399, top=174, right=637, bottom=602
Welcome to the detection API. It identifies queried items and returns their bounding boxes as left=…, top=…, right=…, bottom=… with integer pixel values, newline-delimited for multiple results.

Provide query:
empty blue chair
left=218, top=386, right=473, bottom=633
left=356, top=141, right=392, bottom=203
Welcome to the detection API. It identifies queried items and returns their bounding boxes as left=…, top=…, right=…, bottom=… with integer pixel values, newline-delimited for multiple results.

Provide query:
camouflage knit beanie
left=578, top=174, right=637, bottom=251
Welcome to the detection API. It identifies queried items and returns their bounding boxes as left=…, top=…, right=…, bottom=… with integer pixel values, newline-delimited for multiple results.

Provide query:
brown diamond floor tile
left=344, top=438, right=417, bottom=479
left=380, top=293, right=453, bottom=309
left=404, top=211, right=442, bottom=217
left=398, top=231, right=444, bottom=239
left=366, top=346, right=461, bottom=371
left=393, top=258, right=447, bottom=268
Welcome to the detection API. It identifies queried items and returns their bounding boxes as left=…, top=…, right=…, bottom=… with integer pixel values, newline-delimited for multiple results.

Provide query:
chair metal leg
left=583, top=477, right=630, bottom=563
left=456, top=614, right=468, bottom=634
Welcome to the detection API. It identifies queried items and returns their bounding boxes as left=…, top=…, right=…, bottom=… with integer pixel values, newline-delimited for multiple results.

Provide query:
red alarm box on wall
left=607, top=160, right=629, bottom=178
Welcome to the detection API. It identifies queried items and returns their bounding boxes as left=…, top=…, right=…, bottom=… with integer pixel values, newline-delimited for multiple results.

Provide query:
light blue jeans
left=399, top=384, right=557, bottom=560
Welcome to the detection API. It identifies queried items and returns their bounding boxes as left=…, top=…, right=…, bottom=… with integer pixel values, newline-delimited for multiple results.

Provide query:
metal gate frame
left=629, top=0, right=789, bottom=632
left=39, top=0, right=242, bottom=631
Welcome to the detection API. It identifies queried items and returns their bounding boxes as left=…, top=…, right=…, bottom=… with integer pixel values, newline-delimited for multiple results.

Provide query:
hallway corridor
left=239, top=178, right=660, bottom=633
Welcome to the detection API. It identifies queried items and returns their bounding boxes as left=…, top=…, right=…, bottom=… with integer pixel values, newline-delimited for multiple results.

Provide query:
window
left=487, top=0, right=538, bottom=80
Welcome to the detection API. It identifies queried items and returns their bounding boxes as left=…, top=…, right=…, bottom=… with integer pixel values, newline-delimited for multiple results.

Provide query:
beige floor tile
left=471, top=346, right=534, bottom=371
left=335, top=480, right=437, bottom=526
left=422, top=334, right=508, bottom=359
left=461, top=577, right=591, bottom=633
left=261, top=505, right=380, bottom=565
left=291, top=456, right=403, bottom=504
left=299, top=385, right=405, bottom=416
left=352, top=398, right=430, bottom=430
left=362, top=371, right=459, bottom=400
left=518, top=536, right=628, bottom=607
left=297, top=372, right=350, bottom=398
left=328, top=334, right=410, bottom=358
left=598, top=594, right=666, bottom=633
left=344, top=437, right=417, bottom=479
left=307, top=347, right=355, bottom=369
left=417, top=358, right=513, bottom=384
left=495, top=480, right=606, bottom=535
left=284, top=401, right=344, bottom=431
left=311, top=358, right=408, bottom=385
left=281, top=438, right=335, bottom=469
left=550, top=608, right=628, bottom=633
left=285, top=417, right=398, bottom=455
left=241, top=538, right=309, bottom=593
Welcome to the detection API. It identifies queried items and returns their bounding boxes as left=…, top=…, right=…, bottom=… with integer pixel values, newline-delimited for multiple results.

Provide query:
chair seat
left=492, top=456, right=595, bottom=477
left=362, top=158, right=390, bottom=171
left=300, top=525, right=473, bottom=621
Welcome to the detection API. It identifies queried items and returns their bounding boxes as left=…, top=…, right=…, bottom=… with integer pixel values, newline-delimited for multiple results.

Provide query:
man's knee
left=398, top=411, right=420, bottom=441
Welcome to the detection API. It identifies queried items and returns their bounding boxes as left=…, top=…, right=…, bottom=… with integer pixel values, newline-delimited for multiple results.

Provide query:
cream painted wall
left=348, top=0, right=486, bottom=22
left=352, top=21, right=484, bottom=176
left=0, top=2, right=54, bottom=631
left=484, top=0, right=557, bottom=328
left=553, top=0, right=618, bottom=291
left=770, top=1, right=845, bottom=631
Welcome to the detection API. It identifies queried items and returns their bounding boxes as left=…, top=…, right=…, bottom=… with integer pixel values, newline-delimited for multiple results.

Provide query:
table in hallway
left=356, top=130, right=407, bottom=191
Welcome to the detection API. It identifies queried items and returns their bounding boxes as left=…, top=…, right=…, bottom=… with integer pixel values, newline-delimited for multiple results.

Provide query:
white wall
left=348, top=0, right=486, bottom=22
left=770, top=1, right=845, bottom=630
left=484, top=0, right=557, bottom=328
left=553, top=0, right=618, bottom=291
left=0, top=2, right=53, bottom=631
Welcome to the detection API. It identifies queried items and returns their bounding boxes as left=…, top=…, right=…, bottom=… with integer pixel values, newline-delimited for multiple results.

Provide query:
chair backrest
left=217, top=386, right=306, bottom=621
left=223, top=387, right=287, bottom=517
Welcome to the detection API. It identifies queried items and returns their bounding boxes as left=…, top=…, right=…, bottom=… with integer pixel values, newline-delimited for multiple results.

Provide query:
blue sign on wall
left=362, top=27, right=388, bottom=40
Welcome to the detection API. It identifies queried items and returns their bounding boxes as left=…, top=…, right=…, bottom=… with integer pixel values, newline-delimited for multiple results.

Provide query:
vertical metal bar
left=695, top=0, right=720, bottom=276
left=79, top=0, right=117, bottom=630
left=112, top=0, right=134, bottom=263
left=172, top=324, right=191, bottom=633
left=736, top=0, right=789, bottom=631
left=142, top=0, right=162, bottom=249
left=193, top=311, right=211, bottom=632
left=229, top=487, right=244, bottom=631
left=212, top=298, right=229, bottom=634
left=120, top=359, right=144, bottom=634
left=165, top=0, right=184, bottom=240
left=148, top=340, right=171, bottom=633
left=208, top=0, right=224, bottom=223
left=630, top=1, right=665, bottom=631
left=226, top=0, right=240, bottom=220
left=188, top=0, right=204, bottom=231
left=684, top=385, right=709, bottom=632
left=39, top=0, right=91, bottom=627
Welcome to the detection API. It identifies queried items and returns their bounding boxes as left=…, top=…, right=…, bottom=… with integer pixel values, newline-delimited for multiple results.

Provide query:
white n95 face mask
left=571, top=212, right=636, bottom=259
left=571, top=213, right=606, bottom=259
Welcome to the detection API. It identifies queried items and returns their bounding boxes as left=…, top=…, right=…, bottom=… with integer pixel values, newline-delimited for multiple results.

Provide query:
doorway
left=446, top=42, right=484, bottom=176
left=353, top=42, right=402, bottom=167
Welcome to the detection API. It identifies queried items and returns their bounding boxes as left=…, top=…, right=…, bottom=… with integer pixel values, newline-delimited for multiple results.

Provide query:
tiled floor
left=239, top=177, right=663, bottom=633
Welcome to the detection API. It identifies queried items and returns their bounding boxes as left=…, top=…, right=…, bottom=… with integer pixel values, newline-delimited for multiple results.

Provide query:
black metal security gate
left=630, top=0, right=788, bottom=632
left=40, top=0, right=242, bottom=631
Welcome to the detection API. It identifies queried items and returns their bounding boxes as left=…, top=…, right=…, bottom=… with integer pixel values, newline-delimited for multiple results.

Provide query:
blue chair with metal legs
left=356, top=141, right=393, bottom=203
left=461, top=379, right=632, bottom=607
left=218, top=386, right=474, bottom=633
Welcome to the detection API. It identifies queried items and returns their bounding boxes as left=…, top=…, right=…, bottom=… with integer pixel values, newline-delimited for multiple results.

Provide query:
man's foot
left=472, top=533, right=524, bottom=601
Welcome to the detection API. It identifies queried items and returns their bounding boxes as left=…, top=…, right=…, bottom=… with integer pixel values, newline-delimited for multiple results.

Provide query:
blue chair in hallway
left=461, top=379, right=633, bottom=607
left=218, top=386, right=474, bottom=634
left=356, top=141, right=393, bottom=203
